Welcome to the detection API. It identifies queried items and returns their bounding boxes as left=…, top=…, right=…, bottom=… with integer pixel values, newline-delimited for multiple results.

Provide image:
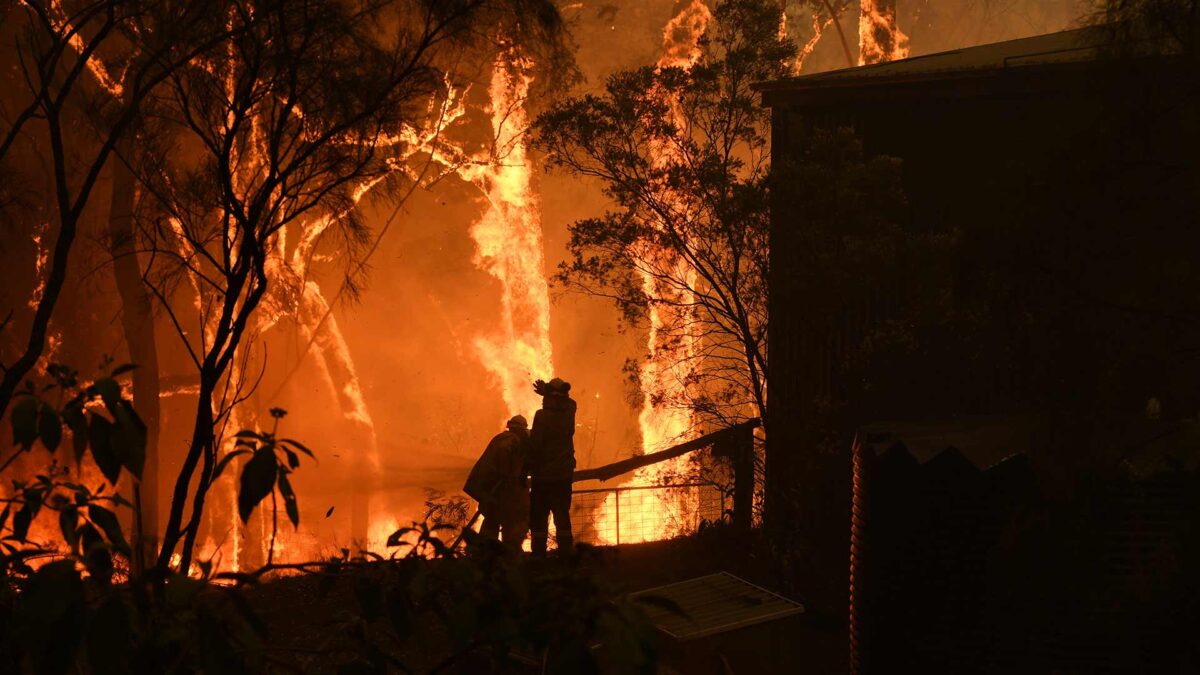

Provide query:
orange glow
left=781, top=5, right=837, bottom=74
left=461, top=46, right=555, bottom=421
left=858, top=0, right=910, bottom=65
left=591, top=0, right=712, bottom=545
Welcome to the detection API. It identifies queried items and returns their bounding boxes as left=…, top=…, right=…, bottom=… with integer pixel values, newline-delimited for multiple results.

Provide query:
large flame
left=462, top=47, right=555, bottom=420
left=859, top=0, right=910, bottom=65
left=590, top=0, right=711, bottom=546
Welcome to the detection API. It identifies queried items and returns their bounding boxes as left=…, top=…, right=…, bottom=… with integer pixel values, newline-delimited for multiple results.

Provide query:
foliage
left=533, top=0, right=794, bottom=432
left=0, top=366, right=660, bottom=673
left=1085, top=0, right=1200, bottom=58
left=0, top=363, right=266, bottom=674
left=258, top=529, right=661, bottom=674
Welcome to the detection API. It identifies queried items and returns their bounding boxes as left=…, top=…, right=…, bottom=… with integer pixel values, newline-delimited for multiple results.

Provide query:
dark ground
left=246, top=526, right=846, bottom=673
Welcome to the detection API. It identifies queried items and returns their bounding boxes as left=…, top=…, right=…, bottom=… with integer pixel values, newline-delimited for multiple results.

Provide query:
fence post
left=732, top=425, right=755, bottom=529
left=615, top=489, right=621, bottom=546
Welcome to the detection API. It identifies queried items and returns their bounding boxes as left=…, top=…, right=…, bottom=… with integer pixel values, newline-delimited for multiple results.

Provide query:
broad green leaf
left=238, top=447, right=277, bottom=523
left=278, top=469, right=299, bottom=528
left=88, top=416, right=122, bottom=485
left=12, top=395, right=38, bottom=449
left=87, top=504, right=130, bottom=555
left=38, top=402, right=61, bottom=452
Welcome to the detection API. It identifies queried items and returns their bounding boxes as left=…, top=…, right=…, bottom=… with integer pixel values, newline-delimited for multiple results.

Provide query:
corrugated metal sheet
left=631, top=572, right=804, bottom=641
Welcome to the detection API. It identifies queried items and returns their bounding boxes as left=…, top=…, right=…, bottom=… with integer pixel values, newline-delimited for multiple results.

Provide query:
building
left=758, top=27, right=1200, bottom=670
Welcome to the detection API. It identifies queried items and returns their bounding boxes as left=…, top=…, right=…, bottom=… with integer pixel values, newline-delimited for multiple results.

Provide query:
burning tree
left=0, top=0, right=235, bottom=422
left=127, top=0, right=569, bottom=574
left=533, top=0, right=792, bottom=437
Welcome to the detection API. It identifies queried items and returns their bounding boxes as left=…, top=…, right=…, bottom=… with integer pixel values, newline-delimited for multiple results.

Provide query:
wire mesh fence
left=569, top=483, right=727, bottom=546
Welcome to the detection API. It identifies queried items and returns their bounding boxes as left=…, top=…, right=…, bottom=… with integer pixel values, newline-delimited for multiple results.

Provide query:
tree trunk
left=108, top=149, right=161, bottom=573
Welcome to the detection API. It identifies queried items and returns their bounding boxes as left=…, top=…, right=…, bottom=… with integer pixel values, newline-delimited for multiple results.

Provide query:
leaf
left=280, top=438, right=314, bottom=458
left=111, top=401, right=146, bottom=479
left=12, top=395, right=38, bottom=449
left=277, top=469, right=299, bottom=528
left=386, top=528, right=414, bottom=548
left=12, top=501, right=34, bottom=541
left=88, top=504, right=130, bottom=555
left=86, top=595, right=131, bottom=675
left=325, top=506, right=335, bottom=518
left=109, top=363, right=139, bottom=377
left=108, top=493, right=133, bottom=509
left=62, top=403, right=88, bottom=463
left=88, top=416, right=122, bottom=485
left=0, top=503, right=9, bottom=531
left=58, top=506, right=79, bottom=552
left=283, top=447, right=299, bottom=469
left=212, top=449, right=251, bottom=482
left=38, top=402, right=61, bottom=453
left=238, top=447, right=277, bottom=523
left=91, top=377, right=121, bottom=411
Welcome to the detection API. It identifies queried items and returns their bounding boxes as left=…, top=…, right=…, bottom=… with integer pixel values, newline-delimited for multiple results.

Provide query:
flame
left=780, top=5, right=837, bottom=74
left=28, top=223, right=49, bottom=310
left=589, top=0, right=712, bottom=546
left=858, top=0, right=909, bottom=65
left=462, top=46, right=554, bottom=420
left=49, top=0, right=125, bottom=97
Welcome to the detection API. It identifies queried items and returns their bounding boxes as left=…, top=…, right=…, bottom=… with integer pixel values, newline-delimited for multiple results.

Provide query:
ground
left=248, top=526, right=847, bottom=673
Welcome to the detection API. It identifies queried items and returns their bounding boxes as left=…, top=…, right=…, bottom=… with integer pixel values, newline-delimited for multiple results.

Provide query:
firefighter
left=527, top=377, right=577, bottom=556
left=463, top=415, right=530, bottom=550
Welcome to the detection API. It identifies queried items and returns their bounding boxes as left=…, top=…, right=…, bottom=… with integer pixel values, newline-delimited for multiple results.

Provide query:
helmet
left=507, top=415, right=528, bottom=430
left=547, top=377, right=571, bottom=394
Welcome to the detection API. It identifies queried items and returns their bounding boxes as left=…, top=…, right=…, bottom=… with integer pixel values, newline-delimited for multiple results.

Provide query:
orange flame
left=462, top=47, right=555, bottom=421
left=591, top=0, right=712, bottom=546
left=858, top=0, right=910, bottom=65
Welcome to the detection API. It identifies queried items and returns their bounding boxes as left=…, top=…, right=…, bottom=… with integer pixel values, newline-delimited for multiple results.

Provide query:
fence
left=569, top=482, right=726, bottom=546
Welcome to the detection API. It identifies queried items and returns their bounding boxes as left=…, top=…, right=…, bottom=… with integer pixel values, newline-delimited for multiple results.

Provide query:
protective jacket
left=464, top=428, right=529, bottom=520
left=527, top=394, right=577, bottom=480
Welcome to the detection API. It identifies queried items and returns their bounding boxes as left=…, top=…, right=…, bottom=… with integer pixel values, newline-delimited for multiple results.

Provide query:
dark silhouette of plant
left=0, top=368, right=316, bottom=673
left=1, top=366, right=661, bottom=673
